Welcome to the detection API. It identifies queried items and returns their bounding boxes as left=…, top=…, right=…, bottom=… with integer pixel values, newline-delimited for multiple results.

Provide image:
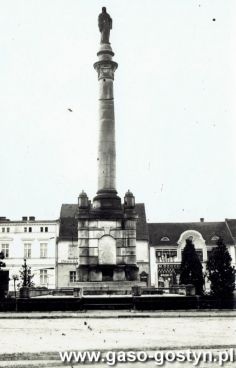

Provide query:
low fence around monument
left=5, top=284, right=196, bottom=300
left=0, top=286, right=235, bottom=311
left=10, top=285, right=193, bottom=298
left=0, top=294, right=235, bottom=311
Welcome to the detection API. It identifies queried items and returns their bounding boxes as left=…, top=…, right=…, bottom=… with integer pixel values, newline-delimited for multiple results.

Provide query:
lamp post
left=12, top=274, right=19, bottom=299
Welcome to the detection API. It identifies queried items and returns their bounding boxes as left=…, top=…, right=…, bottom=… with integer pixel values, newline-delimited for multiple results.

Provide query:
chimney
left=200, top=218, right=204, bottom=222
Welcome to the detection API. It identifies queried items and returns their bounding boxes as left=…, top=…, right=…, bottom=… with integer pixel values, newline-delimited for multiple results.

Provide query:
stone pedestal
left=113, top=267, right=126, bottom=281
left=90, top=269, right=102, bottom=282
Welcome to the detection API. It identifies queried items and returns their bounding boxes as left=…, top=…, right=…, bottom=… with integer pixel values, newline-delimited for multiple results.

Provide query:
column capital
left=93, top=60, right=118, bottom=80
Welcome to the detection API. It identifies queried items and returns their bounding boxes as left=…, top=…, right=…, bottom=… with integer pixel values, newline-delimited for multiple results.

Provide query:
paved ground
left=0, top=311, right=235, bottom=367
left=1, top=310, right=236, bottom=318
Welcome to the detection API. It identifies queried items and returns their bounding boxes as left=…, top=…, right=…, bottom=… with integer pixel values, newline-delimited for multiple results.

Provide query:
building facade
left=149, top=219, right=236, bottom=289
left=0, top=216, right=58, bottom=291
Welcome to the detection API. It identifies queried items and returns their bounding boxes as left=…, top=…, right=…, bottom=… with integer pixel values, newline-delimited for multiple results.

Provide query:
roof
left=59, top=203, right=149, bottom=241
left=60, top=204, right=78, bottom=219
left=59, top=204, right=78, bottom=240
left=148, top=221, right=235, bottom=246
left=135, top=203, right=149, bottom=241
left=225, top=219, right=236, bottom=239
left=59, top=204, right=236, bottom=246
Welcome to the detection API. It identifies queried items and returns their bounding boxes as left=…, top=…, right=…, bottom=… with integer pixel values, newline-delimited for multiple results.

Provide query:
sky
left=0, top=0, right=236, bottom=223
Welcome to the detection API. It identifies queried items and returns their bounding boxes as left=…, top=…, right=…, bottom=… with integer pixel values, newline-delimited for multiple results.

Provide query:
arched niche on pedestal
left=98, top=235, right=116, bottom=264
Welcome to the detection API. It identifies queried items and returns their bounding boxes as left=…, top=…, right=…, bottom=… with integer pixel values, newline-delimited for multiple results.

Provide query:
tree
left=0, top=251, right=6, bottom=269
left=180, top=238, right=204, bottom=295
left=206, top=237, right=235, bottom=297
left=18, top=259, right=34, bottom=288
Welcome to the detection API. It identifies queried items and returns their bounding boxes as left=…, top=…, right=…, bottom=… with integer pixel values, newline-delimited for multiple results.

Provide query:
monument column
left=76, top=8, right=139, bottom=284
left=93, top=7, right=121, bottom=211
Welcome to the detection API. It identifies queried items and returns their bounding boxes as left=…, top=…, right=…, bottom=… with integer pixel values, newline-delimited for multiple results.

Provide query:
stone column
left=94, top=44, right=117, bottom=192
left=93, top=44, right=121, bottom=210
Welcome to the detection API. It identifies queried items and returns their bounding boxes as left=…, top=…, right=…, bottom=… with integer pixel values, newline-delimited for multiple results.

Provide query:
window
left=24, top=227, right=27, bottom=233
left=40, top=243, right=47, bottom=258
left=211, top=235, right=219, bottom=241
left=24, top=243, right=31, bottom=258
left=69, top=271, right=76, bottom=283
left=45, top=227, right=48, bottom=233
left=1, top=244, right=9, bottom=258
left=156, top=249, right=177, bottom=263
left=40, top=227, right=43, bottom=232
left=181, top=249, right=203, bottom=262
left=160, top=236, right=170, bottom=241
left=6, top=228, right=10, bottom=233
left=40, top=269, right=48, bottom=285
left=68, top=244, right=78, bottom=259
left=29, top=227, right=32, bottom=233
left=1, top=228, right=5, bottom=233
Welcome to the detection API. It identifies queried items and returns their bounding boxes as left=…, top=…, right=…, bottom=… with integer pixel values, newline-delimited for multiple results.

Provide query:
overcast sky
left=0, top=0, right=236, bottom=222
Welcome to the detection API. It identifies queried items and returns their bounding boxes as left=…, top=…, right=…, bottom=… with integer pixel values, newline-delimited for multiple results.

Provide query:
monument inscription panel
left=98, top=235, right=116, bottom=264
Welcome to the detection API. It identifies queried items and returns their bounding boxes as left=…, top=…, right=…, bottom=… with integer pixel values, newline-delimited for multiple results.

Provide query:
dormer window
left=160, top=236, right=170, bottom=241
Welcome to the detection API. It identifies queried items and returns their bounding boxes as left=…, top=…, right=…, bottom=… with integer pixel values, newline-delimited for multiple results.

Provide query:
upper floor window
left=40, top=227, right=48, bottom=233
left=6, top=228, right=10, bottom=233
left=40, top=243, right=47, bottom=258
left=160, top=236, right=170, bottom=241
left=156, top=249, right=177, bottom=263
left=68, top=244, right=78, bottom=259
left=181, top=249, right=203, bottom=262
left=23, top=227, right=33, bottom=233
left=24, top=243, right=31, bottom=259
left=211, top=235, right=219, bottom=241
left=1, top=244, right=9, bottom=258
left=1, top=228, right=5, bottom=233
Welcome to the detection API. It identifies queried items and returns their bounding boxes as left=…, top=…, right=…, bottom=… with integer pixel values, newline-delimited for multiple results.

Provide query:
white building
left=149, top=219, right=236, bottom=289
left=0, top=216, right=58, bottom=291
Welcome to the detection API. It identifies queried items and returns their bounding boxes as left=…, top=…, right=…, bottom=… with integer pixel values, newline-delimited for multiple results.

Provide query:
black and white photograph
left=0, top=1, right=235, bottom=367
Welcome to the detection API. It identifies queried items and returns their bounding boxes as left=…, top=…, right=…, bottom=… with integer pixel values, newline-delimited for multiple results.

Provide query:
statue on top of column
left=98, top=7, right=112, bottom=44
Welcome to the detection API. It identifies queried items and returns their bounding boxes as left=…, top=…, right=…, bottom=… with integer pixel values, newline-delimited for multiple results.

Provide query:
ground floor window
left=1, top=244, right=9, bottom=258
left=40, top=269, right=48, bottom=285
left=157, top=264, right=181, bottom=288
left=69, top=271, right=76, bottom=283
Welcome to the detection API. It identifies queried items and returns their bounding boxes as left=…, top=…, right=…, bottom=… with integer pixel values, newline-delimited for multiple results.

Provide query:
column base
left=93, top=189, right=122, bottom=212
